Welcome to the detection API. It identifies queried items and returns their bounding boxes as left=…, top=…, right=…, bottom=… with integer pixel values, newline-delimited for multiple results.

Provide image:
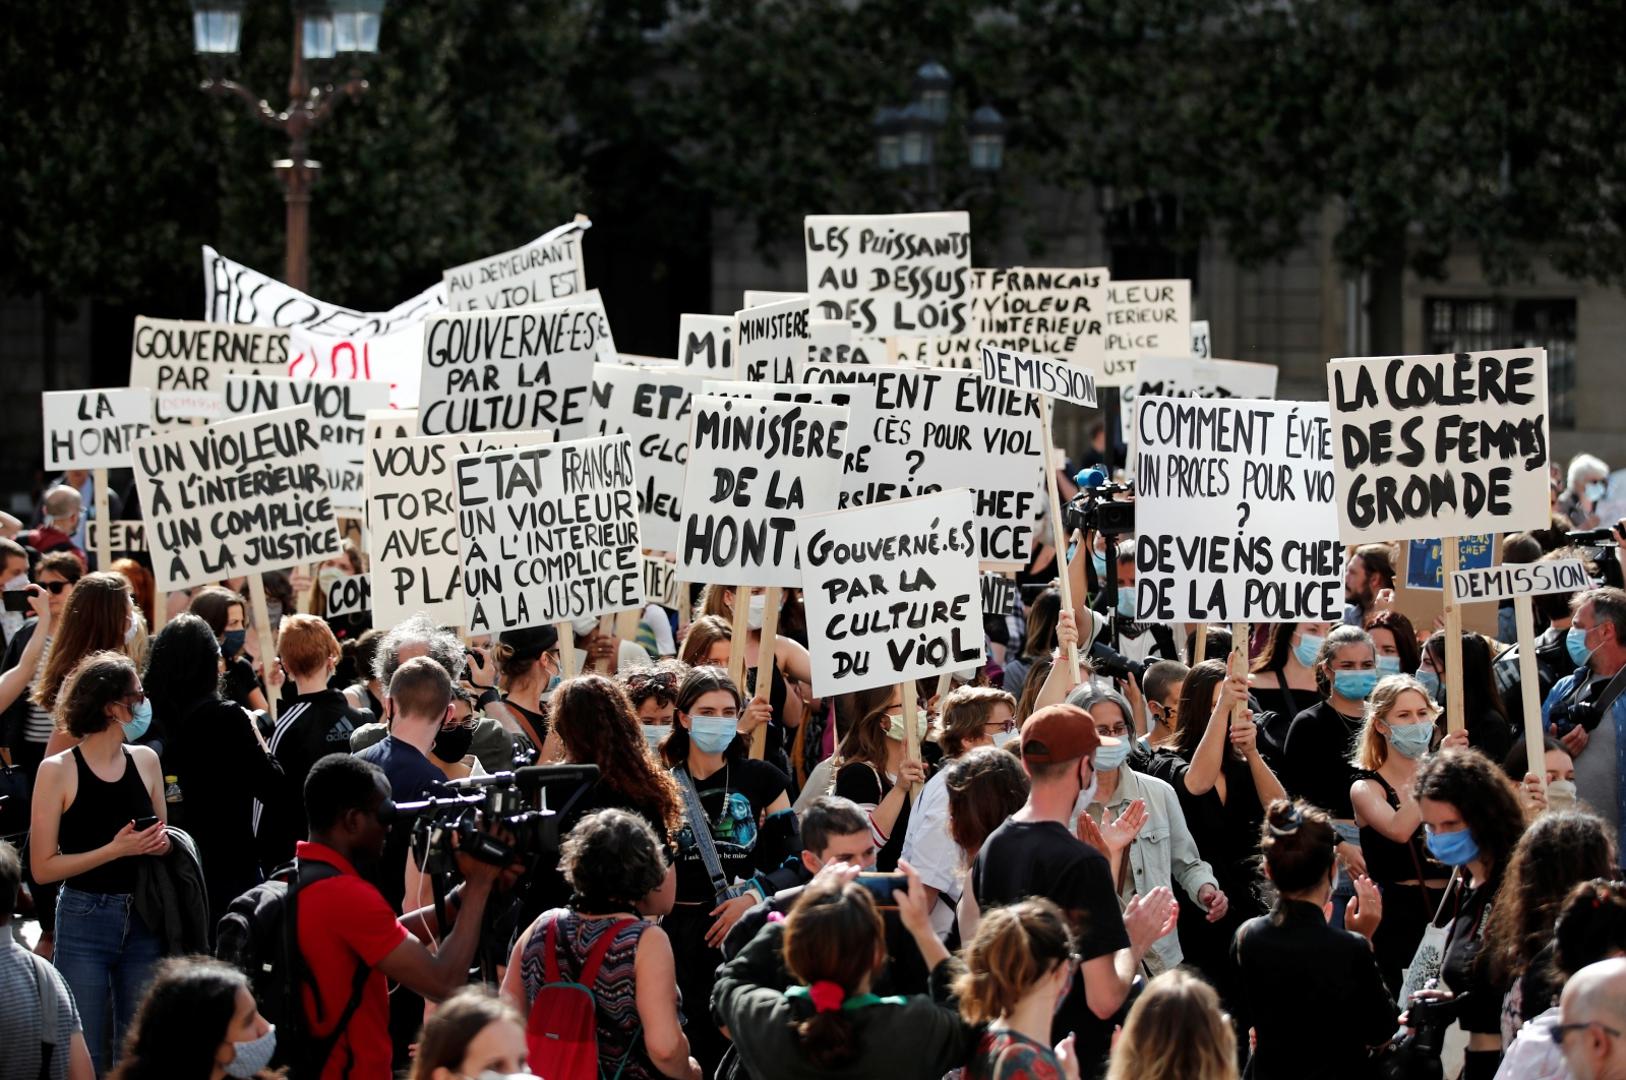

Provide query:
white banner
left=805, top=212, right=972, bottom=338
left=42, top=389, right=154, bottom=471
left=1133, top=397, right=1344, bottom=623
left=1328, top=350, right=1550, bottom=543
left=324, top=572, right=372, bottom=617
left=798, top=488, right=985, bottom=696
left=926, top=266, right=1109, bottom=371
left=455, top=435, right=643, bottom=633
left=642, top=556, right=681, bottom=609
left=979, top=346, right=1099, bottom=408
left=133, top=404, right=339, bottom=591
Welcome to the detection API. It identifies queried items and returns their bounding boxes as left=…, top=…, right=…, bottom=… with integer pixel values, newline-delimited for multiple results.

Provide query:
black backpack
left=216, top=859, right=372, bottom=1078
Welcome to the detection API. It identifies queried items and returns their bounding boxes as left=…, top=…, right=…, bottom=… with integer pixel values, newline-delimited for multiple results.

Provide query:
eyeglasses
left=984, top=719, right=1018, bottom=734
left=1095, top=725, right=1131, bottom=739
left=1551, top=1019, right=1622, bottom=1042
left=38, top=581, right=72, bottom=595
left=123, top=690, right=147, bottom=705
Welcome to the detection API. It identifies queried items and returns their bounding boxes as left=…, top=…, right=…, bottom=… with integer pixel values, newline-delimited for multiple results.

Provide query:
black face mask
left=433, top=722, right=475, bottom=762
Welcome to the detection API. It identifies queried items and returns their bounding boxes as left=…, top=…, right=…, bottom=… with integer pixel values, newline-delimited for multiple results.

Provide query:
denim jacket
left=1086, top=765, right=1219, bottom=974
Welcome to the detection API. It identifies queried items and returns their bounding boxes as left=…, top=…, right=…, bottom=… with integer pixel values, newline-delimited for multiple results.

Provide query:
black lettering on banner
left=1327, top=351, right=1550, bottom=542
left=980, top=573, right=1017, bottom=616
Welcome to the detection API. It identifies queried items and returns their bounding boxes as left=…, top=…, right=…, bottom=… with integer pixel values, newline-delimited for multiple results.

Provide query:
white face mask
left=746, top=593, right=768, bottom=631
left=992, top=729, right=1018, bottom=749
left=2, top=572, right=26, bottom=591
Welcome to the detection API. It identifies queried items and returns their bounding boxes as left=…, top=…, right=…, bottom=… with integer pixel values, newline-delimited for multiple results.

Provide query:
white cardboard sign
left=588, top=364, right=706, bottom=553
left=129, top=317, right=290, bottom=422
left=1327, top=350, right=1550, bottom=544
left=678, top=395, right=849, bottom=587
left=324, top=573, right=372, bottom=617
left=798, top=488, right=985, bottom=696
left=733, top=295, right=809, bottom=383
left=1101, top=279, right=1191, bottom=386
left=927, top=267, right=1109, bottom=371
left=1133, top=397, right=1344, bottom=623
left=979, top=346, right=1099, bottom=408
left=365, top=428, right=554, bottom=629
left=223, top=376, right=392, bottom=512
left=442, top=220, right=589, bottom=311
left=42, top=389, right=154, bottom=471
left=1448, top=558, right=1590, bottom=605
left=642, top=556, right=681, bottom=609
left=455, top=435, right=643, bottom=633
left=678, top=315, right=733, bottom=373
left=132, top=404, right=339, bottom=591
left=805, top=212, right=972, bottom=338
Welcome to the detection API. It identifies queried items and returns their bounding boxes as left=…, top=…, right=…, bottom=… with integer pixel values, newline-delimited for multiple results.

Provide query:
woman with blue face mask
left=1349, top=675, right=1468, bottom=995
left=110, top=956, right=279, bottom=1080
left=1411, top=748, right=1530, bottom=1080
left=1280, top=625, right=1381, bottom=928
left=30, top=652, right=170, bottom=1074
left=658, top=666, right=796, bottom=1077
left=1248, top=621, right=1334, bottom=762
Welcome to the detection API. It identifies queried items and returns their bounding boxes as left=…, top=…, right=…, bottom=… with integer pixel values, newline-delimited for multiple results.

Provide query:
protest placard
left=86, top=521, right=147, bottom=559
left=129, top=317, right=290, bottom=422
left=365, top=428, right=553, bottom=628
left=679, top=315, right=733, bottom=373
left=642, top=556, right=681, bottom=609
left=798, top=489, right=984, bottom=696
left=677, top=396, right=849, bottom=587
left=417, top=299, right=611, bottom=439
left=1328, top=349, right=1550, bottom=544
left=1449, top=558, right=1589, bottom=605
left=204, top=245, right=441, bottom=409
left=733, top=295, right=809, bottom=383
left=1121, top=354, right=1281, bottom=453
left=132, top=404, right=339, bottom=592
left=926, top=267, right=1109, bottom=370
left=981, top=572, right=1017, bottom=615
left=805, top=212, right=972, bottom=337
left=42, top=389, right=153, bottom=471
left=324, top=573, right=372, bottom=617
left=802, top=361, right=1046, bottom=566
left=588, top=364, right=706, bottom=553
left=365, top=408, right=418, bottom=442
left=979, top=346, right=1099, bottom=408
left=223, top=376, right=392, bottom=512
left=442, top=220, right=588, bottom=311
left=808, top=318, right=880, bottom=365
left=1191, top=320, right=1212, bottom=358
left=1101, top=280, right=1191, bottom=386
left=454, top=435, right=643, bottom=634
left=1132, top=397, right=1345, bottom=623
left=1404, top=535, right=1496, bottom=591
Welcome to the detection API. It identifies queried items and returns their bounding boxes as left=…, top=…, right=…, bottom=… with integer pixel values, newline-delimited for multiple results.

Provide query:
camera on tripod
left=381, top=764, right=600, bottom=876
left=1062, top=483, right=1136, bottom=537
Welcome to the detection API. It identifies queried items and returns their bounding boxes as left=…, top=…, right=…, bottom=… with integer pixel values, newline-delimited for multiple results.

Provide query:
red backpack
left=525, top=916, right=640, bottom=1080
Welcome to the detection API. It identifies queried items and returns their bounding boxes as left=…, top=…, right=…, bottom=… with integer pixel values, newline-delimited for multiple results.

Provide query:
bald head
left=1562, top=957, right=1626, bottom=1080
left=42, top=486, right=81, bottom=528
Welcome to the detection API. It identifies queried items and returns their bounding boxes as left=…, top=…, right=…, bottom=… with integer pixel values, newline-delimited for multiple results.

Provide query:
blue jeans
left=1330, top=821, right=1361, bottom=930
left=53, top=886, right=162, bottom=1076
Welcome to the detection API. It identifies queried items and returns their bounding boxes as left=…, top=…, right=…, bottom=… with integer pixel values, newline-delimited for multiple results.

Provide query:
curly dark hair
left=56, top=651, right=139, bottom=739
left=559, top=808, right=669, bottom=911
left=550, top=674, right=682, bottom=839
left=1554, top=880, right=1626, bottom=983
left=109, top=957, right=249, bottom=1080
left=1482, top=811, right=1614, bottom=986
left=618, top=658, right=688, bottom=711
left=1413, top=747, right=1527, bottom=876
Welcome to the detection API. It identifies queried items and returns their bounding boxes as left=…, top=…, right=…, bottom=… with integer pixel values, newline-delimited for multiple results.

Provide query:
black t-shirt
left=972, top=819, right=1130, bottom=1071
left=1441, top=874, right=1507, bottom=1036
left=1282, top=699, right=1363, bottom=819
left=223, top=655, right=261, bottom=712
left=672, top=758, right=792, bottom=904
left=833, top=748, right=942, bottom=872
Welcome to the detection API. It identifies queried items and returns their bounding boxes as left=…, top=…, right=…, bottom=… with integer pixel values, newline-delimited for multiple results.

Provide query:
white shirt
left=899, top=766, right=960, bottom=939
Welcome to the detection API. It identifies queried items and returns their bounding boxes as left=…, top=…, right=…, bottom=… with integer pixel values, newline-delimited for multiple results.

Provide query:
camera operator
left=1543, top=587, right=1626, bottom=854
left=291, top=753, right=511, bottom=1080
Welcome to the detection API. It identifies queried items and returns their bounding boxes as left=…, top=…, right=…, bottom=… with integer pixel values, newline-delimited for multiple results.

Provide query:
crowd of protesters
left=3, top=455, right=1626, bottom=1080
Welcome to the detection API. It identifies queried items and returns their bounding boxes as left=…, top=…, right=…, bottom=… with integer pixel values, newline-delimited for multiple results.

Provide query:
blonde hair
left=693, top=583, right=733, bottom=622
left=955, top=899, right=1075, bottom=1025
left=1105, top=970, right=1238, bottom=1080
left=1350, top=673, right=1440, bottom=770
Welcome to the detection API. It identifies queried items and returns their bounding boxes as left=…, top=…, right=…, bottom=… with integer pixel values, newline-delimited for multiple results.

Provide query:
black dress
left=1353, top=770, right=1447, bottom=996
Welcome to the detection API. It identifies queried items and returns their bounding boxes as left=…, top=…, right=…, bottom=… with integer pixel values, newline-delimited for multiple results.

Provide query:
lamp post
left=873, top=60, right=1006, bottom=208
left=190, top=0, right=386, bottom=291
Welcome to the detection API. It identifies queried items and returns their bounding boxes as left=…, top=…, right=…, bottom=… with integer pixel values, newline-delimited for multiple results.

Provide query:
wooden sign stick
left=1513, top=594, right=1546, bottom=797
left=1440, top=539, right=1466, bottom=735
left=596, top=613, right=617, bottom=673
left=92, top=467, right=112, bottom=572
left=247, top=574, right=278, bottom=725
left=900, top=679, right=924, bottom=798
left=1039, top=397, right=1082, bottom=685
left=727, top=586, right=752, bottom=689
left=748, top=586, right=781, bottom=760
left=558, top=622, right=579, bottom=679
left=1230, top=622, right=1248, bottom=725
left=1193, top=624, right=1209, bottom=665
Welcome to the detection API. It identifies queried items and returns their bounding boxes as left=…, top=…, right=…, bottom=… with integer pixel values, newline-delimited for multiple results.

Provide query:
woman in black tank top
left=30, top=651, right=169, bottom=1073
left=484, top=625, right=561, bottom=759
left=1348, top=674, right=1460, bottom=994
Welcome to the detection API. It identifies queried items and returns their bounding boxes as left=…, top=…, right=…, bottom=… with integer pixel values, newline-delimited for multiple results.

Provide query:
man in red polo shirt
left=295, top=752, right=502, bottom=1080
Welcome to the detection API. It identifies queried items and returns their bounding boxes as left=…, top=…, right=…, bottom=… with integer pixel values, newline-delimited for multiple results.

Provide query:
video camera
left=381, top=764, right=600, bottom=876
left=1563, top=524, right=1622, bottom=589
left=1061, top=467, right=1136, bottom=536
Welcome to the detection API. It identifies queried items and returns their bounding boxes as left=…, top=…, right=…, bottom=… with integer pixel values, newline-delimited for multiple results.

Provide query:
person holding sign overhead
left=656, top=666, right=794, bottom=1077
left=833, top=689, right=939, bottom=874
left=1249, top=621, right=1335, bottom=763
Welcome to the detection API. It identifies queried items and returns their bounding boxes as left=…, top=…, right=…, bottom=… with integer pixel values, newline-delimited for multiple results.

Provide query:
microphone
left=1075, top=465, right=1108, bottom=489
